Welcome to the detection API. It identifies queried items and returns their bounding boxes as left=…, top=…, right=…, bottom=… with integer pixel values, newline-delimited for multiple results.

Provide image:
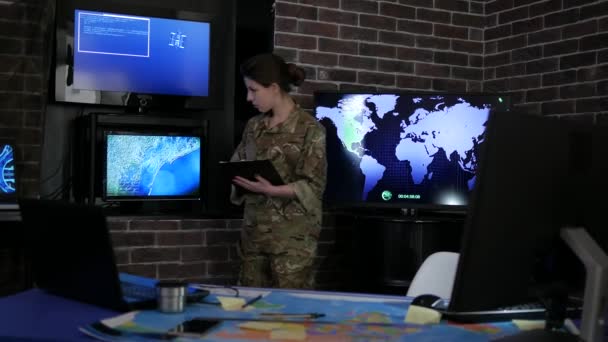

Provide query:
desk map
left=80, top=290, right=521, bottom=341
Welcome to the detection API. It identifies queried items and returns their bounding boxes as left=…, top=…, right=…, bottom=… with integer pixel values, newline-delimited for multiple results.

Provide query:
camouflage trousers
left=237, top=229, right=318, bottom=289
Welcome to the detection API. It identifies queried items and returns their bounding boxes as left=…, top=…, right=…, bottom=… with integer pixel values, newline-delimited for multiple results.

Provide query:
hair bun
left=287, top=63, right=306, bottom=86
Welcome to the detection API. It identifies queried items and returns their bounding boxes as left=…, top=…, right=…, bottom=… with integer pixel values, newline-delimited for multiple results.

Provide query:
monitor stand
left=496, top=227, right=608, bottom=342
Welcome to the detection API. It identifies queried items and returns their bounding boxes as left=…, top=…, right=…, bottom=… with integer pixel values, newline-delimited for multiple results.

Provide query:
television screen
left=103, top=131, right=201, bottom=200
left=53, top=1, right=222, bottom=109
left=73, top=9, right=210, bottom=97
left=314, top=92, right=510, bottom=211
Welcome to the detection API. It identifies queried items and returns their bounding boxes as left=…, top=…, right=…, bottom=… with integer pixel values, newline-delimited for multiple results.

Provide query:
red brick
left=129, top=220, right=179, bottom=231
left=359, top=43, right=396, bottom=58
left=340, top=26, right=377, bottom=42
left=432, top=79, right=466, bottom=92
left=341, top=0, right=378, bottom=14
left=398, top=19, right=432, bottom=35
left=319, top=38, right=358, bottom=54
left=416, top=8, right=450, bottom=24
left=434, top=24, right=468, bottom=40
left=318, top=9, right=357, bottom=25
left=131, top=248, right=180, bottom=263
left=339, top=55, right=377, bottom=70
left=358, top=71, right=395, bottom=86
left=300, top=0, right=339, bottom=8
left=379, top=31, right=415, bottom=47
left=380, top=3, right=415, bottom=19
left=397, top=47, right=433, bottom=62
left=415, top=63, right=450, bottom=78
left=300, top=51, right=338, bottom=67
left=298, top=21, right=338, bottom=38
left=275, top=33, right=317, bottom=50
left=360, top=14, right=396, bottom=31
left=275, top=3, right=318, bottom=20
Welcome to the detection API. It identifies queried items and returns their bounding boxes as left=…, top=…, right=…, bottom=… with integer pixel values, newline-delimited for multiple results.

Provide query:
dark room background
left=0, top=0, right=606, bottom=295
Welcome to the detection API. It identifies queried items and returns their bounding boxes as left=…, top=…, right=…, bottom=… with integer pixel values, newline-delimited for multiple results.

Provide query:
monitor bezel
left=101, top=128, right=203, bottom=202
left=314, top=91, right=512, bottom=214
left=52, top=0, right=223, bottom=110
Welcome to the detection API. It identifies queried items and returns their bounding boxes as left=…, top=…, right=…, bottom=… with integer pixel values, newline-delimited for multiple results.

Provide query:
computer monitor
left=102, top=130, right=202, bottom=201
left=314, top=91, right=511, bottom=213
left=445, top=111, right=607, bottom=331
left=448, top=111, right=573, bottom=312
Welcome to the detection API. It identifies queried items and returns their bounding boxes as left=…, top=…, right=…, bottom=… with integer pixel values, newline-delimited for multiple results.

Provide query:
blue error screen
left=73, top=10, right=210, bottom=96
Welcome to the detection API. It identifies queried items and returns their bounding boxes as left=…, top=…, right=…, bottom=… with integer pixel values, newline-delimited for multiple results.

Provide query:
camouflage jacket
left=230, top=105, right=327, bottom=238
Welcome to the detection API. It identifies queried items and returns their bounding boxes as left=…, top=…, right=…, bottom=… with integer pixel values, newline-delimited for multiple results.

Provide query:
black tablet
left=219, top=160, right=285, bottom=186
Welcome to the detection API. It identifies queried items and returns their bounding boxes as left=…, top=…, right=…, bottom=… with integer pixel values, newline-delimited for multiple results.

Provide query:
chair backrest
left=406, top=251, right=460, bottom=299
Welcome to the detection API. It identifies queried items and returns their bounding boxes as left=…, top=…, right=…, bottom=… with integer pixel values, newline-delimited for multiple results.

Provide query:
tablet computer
left=219, top=160, right=285, bottom=186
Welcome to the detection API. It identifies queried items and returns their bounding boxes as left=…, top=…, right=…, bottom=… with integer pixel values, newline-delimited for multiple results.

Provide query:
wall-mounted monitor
left=102, top=130, right=202, bottom=201
left=314, top=92, right=511, bottom=213
left=54, top=1, right=223, bottom=110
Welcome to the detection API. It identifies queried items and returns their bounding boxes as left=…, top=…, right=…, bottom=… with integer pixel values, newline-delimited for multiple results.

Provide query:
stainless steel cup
left=156, top=281, right=186, bottom=313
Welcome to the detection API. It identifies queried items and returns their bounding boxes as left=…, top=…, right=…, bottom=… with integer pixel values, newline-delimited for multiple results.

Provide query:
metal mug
left=156, top=281, right=187, bottom=313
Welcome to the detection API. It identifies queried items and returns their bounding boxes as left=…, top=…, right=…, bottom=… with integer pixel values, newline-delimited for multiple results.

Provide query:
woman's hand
left=233, top=175, right=275, bottom=196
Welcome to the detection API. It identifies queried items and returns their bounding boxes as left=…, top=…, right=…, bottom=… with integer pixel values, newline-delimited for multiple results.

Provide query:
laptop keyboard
left=441, top=301, right=582, bottom=322
left=121, top=281, right=157, bottom=301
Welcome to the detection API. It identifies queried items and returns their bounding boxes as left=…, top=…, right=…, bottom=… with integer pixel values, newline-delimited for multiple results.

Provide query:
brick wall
left=107, top=214, right=353, bottom=290
left=2, top=0, right=606, bottom=295
left=274, top=0, right=607, bottom=119
left=273, top=0, right=486, bottom=109
left=0, top=1, right=53, bottom=296
left=484, top=0, right=608, bottom=117
left=0, top=0, right=54, bottom=197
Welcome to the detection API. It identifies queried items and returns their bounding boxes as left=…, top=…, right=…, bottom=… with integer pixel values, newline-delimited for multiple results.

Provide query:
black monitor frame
left=52, top=0, right=225, bottom=110
left=313, top=91, right=512, bottom=215
left=446, top=111, right=602, bottom=320
left=101, top=128, right=203, bottom=202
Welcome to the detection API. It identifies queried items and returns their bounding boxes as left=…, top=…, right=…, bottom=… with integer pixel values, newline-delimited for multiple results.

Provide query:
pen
left=242, top=294, right=263, bottom=308
left=260, top=312, right=325, bottom=319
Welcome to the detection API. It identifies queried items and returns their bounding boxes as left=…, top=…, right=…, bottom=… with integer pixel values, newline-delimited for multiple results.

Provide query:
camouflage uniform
left=230, top=105, right=326, bottom=289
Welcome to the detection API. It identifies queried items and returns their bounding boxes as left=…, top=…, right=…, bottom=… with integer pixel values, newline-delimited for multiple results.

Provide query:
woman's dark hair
left=239, top=53, right=306, bottom=93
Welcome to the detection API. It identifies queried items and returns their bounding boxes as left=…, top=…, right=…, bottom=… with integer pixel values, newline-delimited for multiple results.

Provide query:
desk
left=0, top=289, right=118, bottom=341
left=0, top=285, right=530, bottom=341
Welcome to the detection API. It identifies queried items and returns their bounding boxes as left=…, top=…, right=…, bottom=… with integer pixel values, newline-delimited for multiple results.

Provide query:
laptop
left=0, top=140, right=19, bottom=211
left=19, top=199, right=161, bottom=311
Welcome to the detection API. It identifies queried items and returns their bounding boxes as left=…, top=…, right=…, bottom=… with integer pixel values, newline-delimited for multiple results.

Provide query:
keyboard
left=121, top=281, right=157, bottom=301
left=436, top=301, right=582, bottom=323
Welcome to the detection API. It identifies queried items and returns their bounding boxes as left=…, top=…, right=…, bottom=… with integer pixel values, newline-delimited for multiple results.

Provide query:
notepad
left=219, top=160, right=284, bottom=186
left=217, top=296, right=246, bottom=311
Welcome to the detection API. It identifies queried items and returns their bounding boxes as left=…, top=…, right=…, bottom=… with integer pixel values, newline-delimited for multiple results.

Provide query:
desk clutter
left=79, top=280, right=526, bottom=342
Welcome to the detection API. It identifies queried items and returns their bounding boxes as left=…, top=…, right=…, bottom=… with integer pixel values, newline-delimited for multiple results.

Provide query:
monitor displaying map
left=103, top=131, right=201, bottom=200
left=315, top=92, right=510, bottom=210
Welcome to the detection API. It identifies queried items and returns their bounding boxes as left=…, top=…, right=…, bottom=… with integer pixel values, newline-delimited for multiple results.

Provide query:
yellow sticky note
left=270, top=325, right=306, bottom=341
left=404, top=305, right=442, bottom=325
left=217, top=296, right=246, bottom=311
left=239, top=321, right=284, bottom=331
left=512, top=319, right=545, bottom=331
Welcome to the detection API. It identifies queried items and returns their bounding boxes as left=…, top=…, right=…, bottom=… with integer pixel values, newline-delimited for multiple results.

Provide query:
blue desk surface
left=0, top=288, right=118, bottom=341
left=0, top=276, right=595, bottom=342
left=0, top=287, right=513, bottom=342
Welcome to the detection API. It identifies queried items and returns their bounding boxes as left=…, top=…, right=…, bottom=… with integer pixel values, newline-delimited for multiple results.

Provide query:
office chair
left=406, top=251, right=459, bottom=299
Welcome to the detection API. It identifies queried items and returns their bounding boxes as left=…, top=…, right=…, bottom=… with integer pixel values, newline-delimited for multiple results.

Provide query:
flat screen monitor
left=314, top=92, right=511, bottom=212
left=0, top=142, right=16, bottom=199
left=446, top=111, right=605, bottom=321
left=54, top=1, right=221, bottom=109
left=102, top=131, right=201, bottom=201
left=74, top=9, right=209, bottom=97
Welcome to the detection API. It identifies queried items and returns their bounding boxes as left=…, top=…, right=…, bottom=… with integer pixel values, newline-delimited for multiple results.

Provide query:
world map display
left=315, top=93, right=508, bottom=209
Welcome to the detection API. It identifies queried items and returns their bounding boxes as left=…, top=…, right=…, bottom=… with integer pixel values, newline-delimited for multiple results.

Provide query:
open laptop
left=0, top=140, right=19, bottom=211
left=19, top=199, right=160, bottom=311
